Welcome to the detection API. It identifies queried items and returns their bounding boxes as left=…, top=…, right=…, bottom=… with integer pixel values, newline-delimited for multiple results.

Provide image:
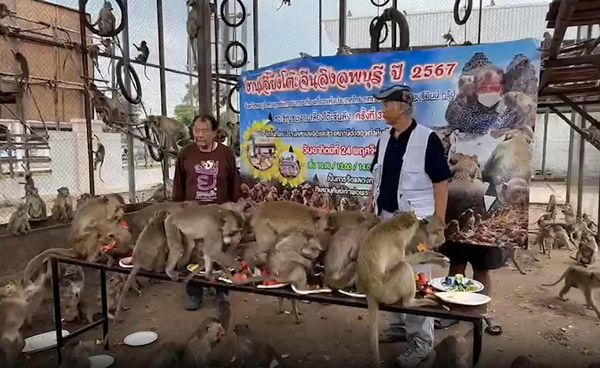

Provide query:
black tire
left=453, top=0, right=472, bottom=25
left=369, top=16, right=388, bottom=45
left=370, top=0, right=391, bottom=7
left=225, top=41, right=248, bottom=69
left=228, top=85, right=240, bottom=114
left=370, top=8, right=410, bottom=52
left=81, top=0, right=126, bottom=38
left=144, top=123, right=164, bottom=162
left=116, top=58, right=142, bottom=104
left=220, top=0, right=246, bottom=28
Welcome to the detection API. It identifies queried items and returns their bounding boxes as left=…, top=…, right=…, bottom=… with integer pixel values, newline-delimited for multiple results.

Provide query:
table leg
left=473, top=317, right=484, bottom=366
left=51, top=258, right=63, bottom=364
left=100, top=269, right=109, bottom=350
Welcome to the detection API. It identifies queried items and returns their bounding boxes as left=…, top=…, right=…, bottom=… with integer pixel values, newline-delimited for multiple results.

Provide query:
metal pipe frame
left=120, top=0, right=136, bottom=203
left=477, top=0, right=483, bottom=44
left=338, top=0, right=346, bottom=50
left=156, top=0, right=169, bottom=185
left=214, top=0, right=221, bottom=127
left=565, top=109, right=575, bottom=204
left=391, top=0, right=397, bottom=51
left=49, top=255, right=485, bottom=366
left=253, top=0, right=259, bottom=69
left=77, top=0, right=96, bottom=196
left=541, top=108, right=549, bottom=177
left=577, top=112, right=585, bottom=217
left=318, top=0, right=322, bottom=57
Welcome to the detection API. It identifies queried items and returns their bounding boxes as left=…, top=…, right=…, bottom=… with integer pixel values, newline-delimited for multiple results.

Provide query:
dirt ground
left=13, top=205, right=600, bottom=368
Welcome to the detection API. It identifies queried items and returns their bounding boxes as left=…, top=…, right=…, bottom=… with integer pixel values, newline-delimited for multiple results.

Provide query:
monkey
left=546, top=194, right=556, bottom=213
left=447, top=175, right=487, bottom=224
left=24, top=187, right=47, bottom=221
left=89, top=84, right=129, bottom=125
left=329, top=210, right=381, bottom=232
left=532, top=213, right=554, bottom=229
left=11, top=51, right=29, bottom=93
left=337, top=45, right=353, bottom=55
left=147, top=183, right=171, bottom=203
left=445, top=219, right=460, bottom=240
left=498, top=177, right=530, bottom=208
left=233, top=324, right=287, bottom=368
left=0, top=3, right=12, bottom=19
left=93, top=135, right=105, bottom=183
left=534, top=225, right=555, bottom=258
left=149, top=309, right=228, bottom=368
left=442, top=28, right=457, bottom=46
left=133, top=40, right=150, bottom=80
left=542, top=265, right=600, bottom=319
left=572, top=231, right=598, bottom=267
left=356, top=212, right=447, bottom=368
left=76, top=193, right=92, bottom=211
left=0, top=272, right=48, bottom=368
left=242, top=201, right=331, bottom=267
left=164, top=205, right=245, bottom=281
left=22, top=220, right=132, bottom=283
left=58, top=340, right=96, bottom=368
left=87, top=44, right=104, bottom=79
left=144, top=115, right=191, bottom=156
left=226, top=121, right=240, bottom=155
left=7, top=204, right=31, bottom=236
left=289, top=188, right=303, bottom=203
left=59, top=265, right=86, bottom=323
left=77, top=273, right=128, bottom=325
left=92, top=1, right=116, bottom=37
left=483, top=129, right=532, bottom=195
left=581, top=213, right=597, bottom=232
left=431, top=329, right=473, bottom=368
left=51, top=187, right=75, bottom=223
left=510, top=355, right=541, bottom=368
left=540, top=31, right=552, bottom=54
left=458, top=208, right=475, bottom=232
left=124, top=200, right=190, bottom=240
left=19, top=166, right=35, bottom=195
left=240, top=183, right=250, bottom=199
left=583, top=126, right=600, bottom=145
left=503, top=91, right=537, bottom=130
left=449, top=153, right=482, bottom=181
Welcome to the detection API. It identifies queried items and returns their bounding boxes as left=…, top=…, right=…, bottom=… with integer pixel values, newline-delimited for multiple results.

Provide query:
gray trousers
left=380, top=210, right=434, bottom=347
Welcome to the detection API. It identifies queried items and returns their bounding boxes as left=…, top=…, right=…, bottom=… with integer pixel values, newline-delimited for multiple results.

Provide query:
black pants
left=185, top=282, right=229, bottom=299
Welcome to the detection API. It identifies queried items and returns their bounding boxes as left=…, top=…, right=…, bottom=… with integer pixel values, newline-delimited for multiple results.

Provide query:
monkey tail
left=216, top=298, right=231, bottom=331
left=542, top=272, right=566, bottom=287
left=101, top=263, right=141, bottom=346
left=22, top=248, right=75, bottom=284
left=367, top=295, right=381, bottom=368
left=98, top=160, right=104, bottom=183
left=143, top=65, right=150, bottom=81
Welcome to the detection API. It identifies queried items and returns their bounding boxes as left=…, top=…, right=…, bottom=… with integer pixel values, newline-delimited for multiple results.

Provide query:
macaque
left=92, top=1, right=116, bottom=37
left=7, top=204, right=30, bottom=236
left=133, top=40, right=150, bottom=80
left=356, top=212, right=447, bottom=368
left=542, top=265, right=600, bottom=319
left=58, top=340, right=96, bottom=368
left=145, top=115, right=191, bottom=156
left=483, top=130, right=532, bottom=194
left=12, top=51, right=29, bottom=92
left=458, top=209, right=476, bottom=232
left=243, top=201, right=331, bottom=267
left=51, top=187, right=74, bottom=223
left=445, top=220, right=460, bottom=240
left=164, top=205, right=244, bottom=281
left=233, top=324, right=286, bottom=368
left=511, top=355, right=541, bottom=368
left=89, top=83, right=128, bottom=125
left=503, top=91, right=537, bottom=129
left=240, top=183, right=250, bottom=199
left=581, top=214, right=597, bottom=233
left=498, top=177, right=529, bottom=208
left=25, top=187, right=47, bottom=220
left=546, top=194, right=556, bottom=213
left=584, top=126, right=600, bottom=145
left=93, top=136, right=105, bottom=183
left=76, top=193, right=92, bottom=211
left=449, top=153, right=482, bottom=181
left=572, top=232, right=598, bottom=267
left=431, top=329, right=473, bottom=368
left=534, top=225, right=555, bottom=258
left=290, top=188, right=303, bottom=203
left=125, top=201, right=189, bottom=240
left=324, top=223, right=373, bottom=290
left=329, top=210, right=380, bottom=232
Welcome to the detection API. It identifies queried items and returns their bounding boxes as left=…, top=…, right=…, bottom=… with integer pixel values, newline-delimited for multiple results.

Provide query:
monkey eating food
left=542, top=265, right=600, bottom=319
left=7, top=204, right=31, bottom=236
left=357, top=211, right=447, bottom=368
left=233, top=323, right=287, bottom=368
left=51, top=187, right=74, bottom=223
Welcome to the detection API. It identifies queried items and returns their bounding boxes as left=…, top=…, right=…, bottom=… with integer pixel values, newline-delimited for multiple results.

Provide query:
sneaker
left=394, top=337, right=433, bottom=368
left=185, top=294, right=203, bottom=311
left=379, top=327, right=407, bottom=343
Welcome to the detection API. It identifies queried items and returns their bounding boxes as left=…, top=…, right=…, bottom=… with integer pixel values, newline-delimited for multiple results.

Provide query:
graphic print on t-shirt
left=194, top=160, right=219, bottom=201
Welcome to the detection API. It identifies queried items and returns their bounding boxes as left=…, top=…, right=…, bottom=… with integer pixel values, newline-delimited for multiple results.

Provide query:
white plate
left=89, top=354, right=115, bottom=368
left=434, top=292, right=491, bottom=306
left=337, top=289, right=366, bottom=298
left=256, top=282, right=288, bottom=289
left=119, top=257, right=134, bottom=269
left=22, top=330, right=70, bottom=353
left=291, top=284, right=332, bottom=295
left=123, top=331, right=158, bottom=347
left=429, top=277, right=484, bottom=293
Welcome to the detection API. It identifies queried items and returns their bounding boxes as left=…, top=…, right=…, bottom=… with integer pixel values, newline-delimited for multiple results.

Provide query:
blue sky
left=47, top=0, right=551, bottom=116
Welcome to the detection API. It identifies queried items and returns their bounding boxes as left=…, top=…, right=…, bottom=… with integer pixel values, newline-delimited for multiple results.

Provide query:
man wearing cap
left=369, top=84, right=451, bottom=368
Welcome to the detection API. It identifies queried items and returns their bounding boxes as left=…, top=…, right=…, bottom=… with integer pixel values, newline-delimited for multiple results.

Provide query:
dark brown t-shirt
left=172, top=142, right=240, bottom=204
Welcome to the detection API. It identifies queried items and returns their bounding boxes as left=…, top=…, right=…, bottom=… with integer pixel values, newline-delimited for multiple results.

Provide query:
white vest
left=372, top=124, right=435, bottom=218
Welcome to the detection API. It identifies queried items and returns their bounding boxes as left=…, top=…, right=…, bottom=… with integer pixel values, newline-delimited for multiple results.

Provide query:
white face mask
left=478, top=92, right=501, bottom=108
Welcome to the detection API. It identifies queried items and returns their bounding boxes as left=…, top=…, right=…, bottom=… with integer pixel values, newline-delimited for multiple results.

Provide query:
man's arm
left=172, top=154, right=186, bottom=202
left=228, top=150, right=241, bottom=202
left=366, top=141, right=380, bottom=212
left=425, top=133, right=452, bottom=222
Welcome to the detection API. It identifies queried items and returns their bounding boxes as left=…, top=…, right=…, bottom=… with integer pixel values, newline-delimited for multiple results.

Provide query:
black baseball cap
left=373, top=84, right=414, bottom=106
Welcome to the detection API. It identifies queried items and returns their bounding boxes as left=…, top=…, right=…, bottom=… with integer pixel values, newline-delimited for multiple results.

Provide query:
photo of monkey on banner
left=435, top=51, right=538, bottom=252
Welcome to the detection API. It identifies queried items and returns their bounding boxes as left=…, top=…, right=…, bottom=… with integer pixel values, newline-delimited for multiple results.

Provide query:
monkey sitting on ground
left=356, top=212, right=448, bottom=368
left=7, top=204, right=31, bottom=236
left=510, top=355, right=543, bottom=368
left=572, top=231, right=598, bottom=267
left=542, top=265, right=600, bottom=319
left=243, top=201, right=331, bottom=267
left=164, top=204, right=245, bottom=281
left=51, top=187, right=74, bottom=223
left=431, top=328, right=473, bottom=368
left=25, top=187, right=47, bottom=221
left=58, top=340, right=96, bottom=368
left=233, top=323, right=286, bottom=368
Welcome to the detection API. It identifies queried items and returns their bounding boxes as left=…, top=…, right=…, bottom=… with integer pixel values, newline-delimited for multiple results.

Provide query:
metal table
left=49, top=256, right=486, bottom=366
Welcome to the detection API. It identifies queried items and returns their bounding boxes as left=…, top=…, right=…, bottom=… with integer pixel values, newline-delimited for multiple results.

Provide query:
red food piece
left=417, top=273, right=428, bottom=284
left=232, top=273, right=248, bottom=284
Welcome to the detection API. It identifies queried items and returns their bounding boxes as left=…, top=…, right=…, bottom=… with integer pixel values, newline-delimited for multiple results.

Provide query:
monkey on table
left=366, top=84, right=452, bottom=367
left=171, top=113, right=240, bottom=311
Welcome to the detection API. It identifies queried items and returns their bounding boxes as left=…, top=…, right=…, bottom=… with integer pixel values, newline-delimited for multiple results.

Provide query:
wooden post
left=7, top=129, right=14, bottom=178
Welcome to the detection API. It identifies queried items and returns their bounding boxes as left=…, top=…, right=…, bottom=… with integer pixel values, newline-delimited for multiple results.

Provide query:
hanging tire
left=221, top=0, right=246, bottom=28
left=228, top=84, right=240, bottom=114
left=370, top=8, right=410, bottom=52
left=369, top=16, right=389, bottom=45
left=370, top=0, right=391, bottom=7
left=225, top=41, right=248, bottom=69
left=144, top=123, right=164, bottom=162
left=116, top=58, right=142, bottom=105
left=81, top=0, right=126, bottom=37
left=453, top=0, right=472, bottom=26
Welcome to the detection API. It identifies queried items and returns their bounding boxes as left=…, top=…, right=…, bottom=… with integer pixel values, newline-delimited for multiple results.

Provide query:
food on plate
left=441, top=274, right=480, bottom=292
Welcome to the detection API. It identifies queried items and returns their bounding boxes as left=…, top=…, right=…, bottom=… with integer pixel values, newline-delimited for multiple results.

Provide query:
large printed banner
left=240, top=39, right=541, bottom=247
